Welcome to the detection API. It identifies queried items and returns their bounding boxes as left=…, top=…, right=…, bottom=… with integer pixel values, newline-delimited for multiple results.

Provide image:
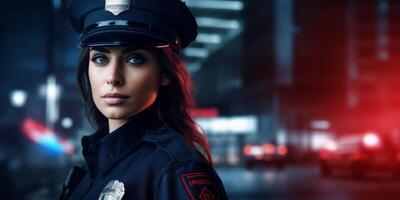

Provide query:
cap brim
left=80, top=26, right=172, bottom=48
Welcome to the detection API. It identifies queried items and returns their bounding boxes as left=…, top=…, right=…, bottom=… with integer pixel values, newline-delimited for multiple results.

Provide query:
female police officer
left=59, top=0, right=228, bottom=199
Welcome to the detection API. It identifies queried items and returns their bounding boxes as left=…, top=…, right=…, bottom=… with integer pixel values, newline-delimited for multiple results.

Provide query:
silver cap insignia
left=105, top=0, right=131, bottom=16
left=98, top=180, right=125, bottom=200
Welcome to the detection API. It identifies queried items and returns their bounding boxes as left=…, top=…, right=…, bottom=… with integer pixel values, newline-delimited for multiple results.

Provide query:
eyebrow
left=90, top=47, right=110, bottom=53
left=90, top=46, right=144, bottom=54
left=121, top=46, right=143, bottom=54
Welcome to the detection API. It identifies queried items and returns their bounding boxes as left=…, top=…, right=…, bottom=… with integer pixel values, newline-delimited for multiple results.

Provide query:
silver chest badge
left=105, top=0, right=131, bottom=16
left=98, top=180, right=125, bottom=200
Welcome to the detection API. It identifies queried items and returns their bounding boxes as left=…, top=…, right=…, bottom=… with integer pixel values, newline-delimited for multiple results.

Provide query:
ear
left=160, top=73, right=171, bottom=86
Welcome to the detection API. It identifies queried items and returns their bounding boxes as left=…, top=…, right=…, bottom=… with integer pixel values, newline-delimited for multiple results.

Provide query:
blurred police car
left=319, top=131, right=400, bottom=179
left=243, top=142, right=288, bottom=170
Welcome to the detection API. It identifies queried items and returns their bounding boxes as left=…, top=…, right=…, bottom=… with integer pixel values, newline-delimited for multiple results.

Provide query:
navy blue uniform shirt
left=60, top=107, right=228, bottom=200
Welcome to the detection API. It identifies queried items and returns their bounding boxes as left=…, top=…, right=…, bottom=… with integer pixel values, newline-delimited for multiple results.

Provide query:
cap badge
left=105, top=0, right=131, bottom=16
left=98, top=180, right=125, bottom=200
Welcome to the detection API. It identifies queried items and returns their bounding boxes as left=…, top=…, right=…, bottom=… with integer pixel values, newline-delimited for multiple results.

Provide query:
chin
left=102, top=107, right=139, bottom=119
left=105, top=113, right=131, bottom=120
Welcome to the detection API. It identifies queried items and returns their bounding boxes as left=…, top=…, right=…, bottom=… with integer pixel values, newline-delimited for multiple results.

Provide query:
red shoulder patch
left=180, top=172, right=219, bottom=200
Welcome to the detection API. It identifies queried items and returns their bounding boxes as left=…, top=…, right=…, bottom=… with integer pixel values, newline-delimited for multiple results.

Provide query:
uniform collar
left=81, top=105, right=164, bottom=179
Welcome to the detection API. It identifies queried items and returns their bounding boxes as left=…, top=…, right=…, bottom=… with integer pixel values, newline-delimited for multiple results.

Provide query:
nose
left=106, top=61, right=125, bottom=87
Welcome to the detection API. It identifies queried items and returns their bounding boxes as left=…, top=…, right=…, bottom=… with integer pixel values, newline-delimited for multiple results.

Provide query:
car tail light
left=277, top=145, right=288, bottom=156
left=244, top=145, right=253, bottom=156
left=252, top=146, right=263, bottom=156
left=363, top=133, right=380, bottom=148
left=262, top=144, right=276, bottom=154
left=244, top=145, right=263, bottom=156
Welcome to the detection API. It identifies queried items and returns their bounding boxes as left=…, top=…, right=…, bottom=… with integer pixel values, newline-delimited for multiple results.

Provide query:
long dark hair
left=76, top=46, right=212, bottom=163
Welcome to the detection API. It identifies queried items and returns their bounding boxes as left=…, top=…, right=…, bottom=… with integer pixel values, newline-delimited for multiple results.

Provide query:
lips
left=102, top=93, right=129, bottom=105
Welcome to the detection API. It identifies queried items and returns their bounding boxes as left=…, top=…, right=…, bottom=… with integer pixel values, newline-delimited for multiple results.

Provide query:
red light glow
left=262, top=144, right=276, bottom=154
left=21, top=118, right=56, bottom=142
left=325, top=141, right=338, bottom=151
left=244, top=145, right=253, bottom=156
left=363, top=133, right=380, bottom=147
left=21, top=118, right=74, bottom=155
left=277, top=146, right=288, bottom=156
left=189, top=107, right=220, bottom=118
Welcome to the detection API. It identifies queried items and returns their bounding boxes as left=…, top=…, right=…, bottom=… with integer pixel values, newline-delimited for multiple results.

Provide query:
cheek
left=88, top=64, right=104, bottom=106
left=128, top=69, right=160, bottom=99
left=134, top=72, right=159, bottom=95
left=88, top=65, right=100, bottom=93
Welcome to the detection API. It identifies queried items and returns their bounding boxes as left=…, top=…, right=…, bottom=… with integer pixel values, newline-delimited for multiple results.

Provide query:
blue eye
left=91, top=55, right=108, bottom=64
left=127, top=54, right=146, bottom=65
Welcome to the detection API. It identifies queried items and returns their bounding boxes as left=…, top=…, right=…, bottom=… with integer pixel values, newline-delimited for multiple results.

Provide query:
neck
left=107, top=105, right=157, bottom=133
left=108, top=119, right=128, bottom=133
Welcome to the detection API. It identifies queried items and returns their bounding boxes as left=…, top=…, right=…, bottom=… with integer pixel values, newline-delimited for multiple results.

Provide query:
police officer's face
left=88, top=46, right=167, bottom=121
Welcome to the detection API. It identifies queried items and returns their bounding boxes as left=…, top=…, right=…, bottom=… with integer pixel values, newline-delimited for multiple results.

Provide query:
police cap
left=66, top=0, right=198, bottom=51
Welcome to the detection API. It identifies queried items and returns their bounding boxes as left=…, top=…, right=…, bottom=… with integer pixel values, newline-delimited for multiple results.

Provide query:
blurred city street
left=218, top=165, right=400, bottom=200
left=22, top=164, right=400, bottom=200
